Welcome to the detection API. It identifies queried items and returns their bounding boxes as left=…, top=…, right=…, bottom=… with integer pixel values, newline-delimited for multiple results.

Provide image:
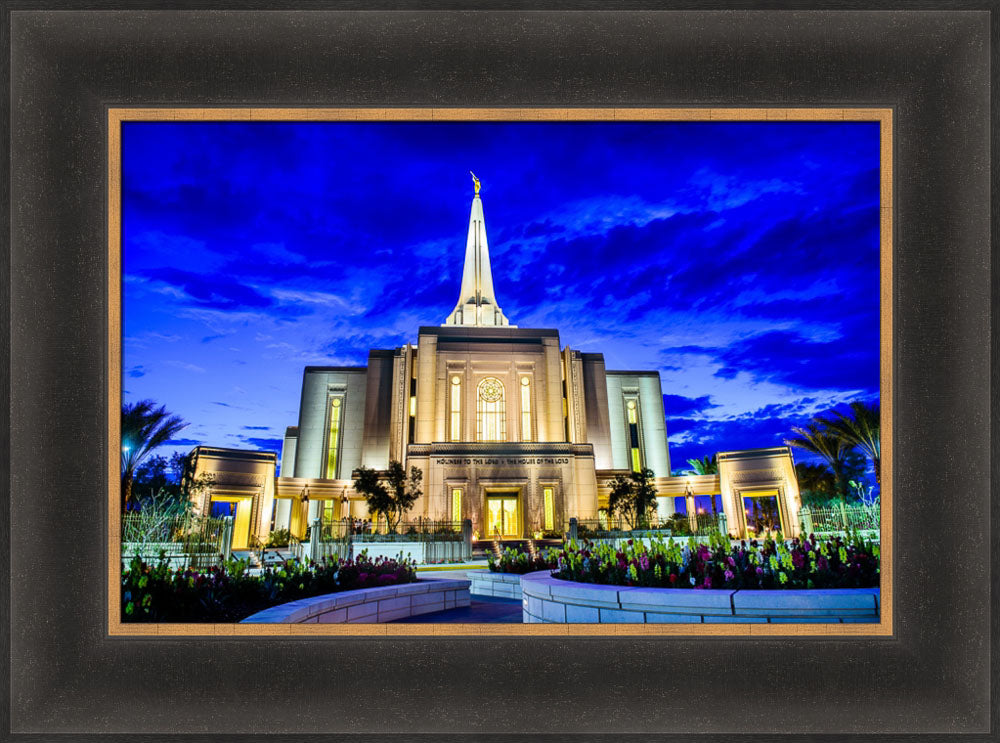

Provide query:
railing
left=693, top=512, right=728, bottom=536
left=799, top=504, right=880, bottom=537
left=569, top=518, right=673, bottom=539
left=121, top=512, right=229, bottom=569
left=350, top=519, right=465, bottom=543
left=568, top=512, right=727, bottom=541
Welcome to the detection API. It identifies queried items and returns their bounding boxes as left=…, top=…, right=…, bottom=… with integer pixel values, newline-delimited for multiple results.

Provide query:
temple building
left=189, top=175, right=803, bottom=547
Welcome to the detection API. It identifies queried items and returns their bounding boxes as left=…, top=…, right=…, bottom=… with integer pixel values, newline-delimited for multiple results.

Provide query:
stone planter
left=520, top=571, right=879, bottom=624
left=467, top=570, right=523, bottom=599
left=240, top=578, right=471, bottom=624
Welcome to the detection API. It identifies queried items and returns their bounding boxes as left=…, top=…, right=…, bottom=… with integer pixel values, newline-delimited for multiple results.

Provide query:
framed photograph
left=110, top=108, right=890, bottom=637
left=6, top=5, right=992, bottom=740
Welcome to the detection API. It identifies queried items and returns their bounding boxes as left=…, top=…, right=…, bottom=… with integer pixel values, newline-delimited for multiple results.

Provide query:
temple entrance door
left=485, top=493, right=520, bottom=539
left=209, top=495, right=253, bottom=549
left=740, top=489, right=784, bottom=538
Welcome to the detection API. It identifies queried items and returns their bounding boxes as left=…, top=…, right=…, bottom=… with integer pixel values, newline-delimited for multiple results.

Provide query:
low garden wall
left=121, top=542, right=218, bottom=570
left=240, top=578, right=471, bottom=624
left=467, top=570, right=522, bottom=599
left=520, top=571, right=880, bottom=624
left=349, top=541, right=470, bottom=564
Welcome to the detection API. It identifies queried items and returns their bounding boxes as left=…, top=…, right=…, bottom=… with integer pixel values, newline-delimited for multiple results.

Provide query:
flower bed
left=121, top=551, right=416, bottom=622
left=521, top=571, right=879, bottom=624
left=488, top=546, right=559, bottom=574
left=553, top=533, right=879, bottom=590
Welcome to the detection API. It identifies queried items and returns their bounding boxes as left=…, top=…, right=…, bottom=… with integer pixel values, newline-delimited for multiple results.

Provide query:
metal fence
left=121, top=512, right=229, bottom=569
left=299, top=518, right=470, bottom=563
left=568, top=512, right=727, bottom=540
left=349, top=519, right=465, bottom=543
left=798, top=504, right=880, bottom=537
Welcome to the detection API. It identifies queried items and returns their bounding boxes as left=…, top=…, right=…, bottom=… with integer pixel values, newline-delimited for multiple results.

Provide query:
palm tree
left=794, top=462, right=836, bottom=505
left=819, top=400, right=880, bottom=486
left=785, top=423, right=851, bottom=503
left=121, top=400, right=187, bottom=512
left=685, top=455, right=718, bottom=475
left=685, top=455, right=719, bottom=516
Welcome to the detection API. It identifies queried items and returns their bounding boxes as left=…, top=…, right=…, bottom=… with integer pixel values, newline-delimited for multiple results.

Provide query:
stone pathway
left=388, top=594, right=523, bottom=623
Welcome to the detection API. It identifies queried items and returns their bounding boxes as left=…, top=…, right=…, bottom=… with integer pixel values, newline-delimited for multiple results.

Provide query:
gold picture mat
left=107, top=107, right=892, bottom=637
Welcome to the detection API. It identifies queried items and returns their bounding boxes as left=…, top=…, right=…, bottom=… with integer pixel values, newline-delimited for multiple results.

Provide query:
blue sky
left=122, top=121, right=880, bottom=475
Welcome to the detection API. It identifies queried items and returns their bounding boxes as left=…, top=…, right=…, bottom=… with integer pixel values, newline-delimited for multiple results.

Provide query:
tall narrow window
left=450, top=375, right=462, bottom=441
left=626, top=399, right=642, bottom=472
left=520, top=376, right=532, bottom=441
left=543, top=487, right=554, bottom=531
left=408, top=377, right=416, bottom=443
left=476, top=377, right=506, bottom=441
left=452, top=488, right=463, bottom=522
left=326, top=396, right=343, bottom=478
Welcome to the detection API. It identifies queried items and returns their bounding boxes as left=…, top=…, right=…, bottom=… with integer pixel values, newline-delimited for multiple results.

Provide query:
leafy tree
left=353, top=460, right=423, bottom=532
left=131, top=451, right=213, bottom=516
left=685, top=454, right=718, bottom=475
left=607, top=467, right=657, bottom=530
left=121, top=400, right=187, bottom=512
left=819, top=400, right=881, bottom=487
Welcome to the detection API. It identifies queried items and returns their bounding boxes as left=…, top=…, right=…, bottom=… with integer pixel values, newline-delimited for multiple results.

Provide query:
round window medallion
left=520, top=376, right=530, bottom=386
left=451, top=375, right=461, bottom=385
left=332, top=398, right=341, bottom=407
left=626, top=400, right=636, bottom=409
left=479, top=378, right=503, bottom=402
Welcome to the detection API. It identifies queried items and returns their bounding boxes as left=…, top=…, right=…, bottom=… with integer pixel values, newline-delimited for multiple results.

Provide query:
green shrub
left=487, top=546, right=559, bottom=574
left=552, top=533, right=879, bottom=590
left=122, top=550, right=416, bottom=622
left=265, top=528, right=291, bottom=548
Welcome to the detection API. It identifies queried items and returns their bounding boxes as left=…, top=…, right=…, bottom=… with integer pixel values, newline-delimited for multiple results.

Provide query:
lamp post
left=685, top=482, right=698, bottom=534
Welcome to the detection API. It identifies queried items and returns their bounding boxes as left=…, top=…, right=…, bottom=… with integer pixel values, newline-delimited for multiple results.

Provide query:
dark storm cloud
left=240, top=436, right=284, bottom=452
left=712, top=328, right=877, bottom=392
left=164, top=437, right=201, bottom=446
left=667, top=400, right=827, bottom=471
left=662, top=394, right=718, bottom=417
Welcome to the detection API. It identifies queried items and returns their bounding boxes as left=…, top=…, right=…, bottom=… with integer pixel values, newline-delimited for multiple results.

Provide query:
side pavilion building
left=189, top=177, right=803, bottom=546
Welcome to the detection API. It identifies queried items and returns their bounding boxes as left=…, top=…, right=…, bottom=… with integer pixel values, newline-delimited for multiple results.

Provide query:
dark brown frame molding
left=5, top=4, right=993, bottom=739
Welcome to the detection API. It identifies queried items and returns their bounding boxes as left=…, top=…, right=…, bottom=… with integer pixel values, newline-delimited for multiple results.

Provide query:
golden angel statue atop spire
left=470, top=171, right=481, bottom=195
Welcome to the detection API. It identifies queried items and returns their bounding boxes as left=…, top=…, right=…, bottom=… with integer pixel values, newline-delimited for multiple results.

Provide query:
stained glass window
left=476, top=377, right=505, bottom=441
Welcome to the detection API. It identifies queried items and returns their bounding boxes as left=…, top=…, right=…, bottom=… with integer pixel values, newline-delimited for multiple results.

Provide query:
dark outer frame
left=4, top=4, right=993, bottom=741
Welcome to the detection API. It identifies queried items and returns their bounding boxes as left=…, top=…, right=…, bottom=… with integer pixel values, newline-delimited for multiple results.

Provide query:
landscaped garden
left=490, top=532, right=879, bottom=590
left=487, top=545, right=559, bottom=574
left=122, top=551, right=416, bottom=622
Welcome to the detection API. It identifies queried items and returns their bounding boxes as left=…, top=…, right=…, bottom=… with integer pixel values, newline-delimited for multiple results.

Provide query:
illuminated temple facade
left=189, top=177, right=802, bottom=548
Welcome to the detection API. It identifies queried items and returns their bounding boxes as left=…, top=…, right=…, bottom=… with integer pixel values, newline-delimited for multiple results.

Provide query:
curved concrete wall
left=467, top=570, right=522, bottom=598
left=240, top=578, right=470, bottom=624
left=520, top=571, right=879, bottom=624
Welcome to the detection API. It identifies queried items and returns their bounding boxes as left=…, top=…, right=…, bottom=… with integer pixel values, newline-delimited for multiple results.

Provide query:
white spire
left=443, top=173, right=514, bottom=328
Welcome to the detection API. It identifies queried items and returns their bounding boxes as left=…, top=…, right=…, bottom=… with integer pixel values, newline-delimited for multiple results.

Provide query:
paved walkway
left=389, top=594, right=524, bottom=623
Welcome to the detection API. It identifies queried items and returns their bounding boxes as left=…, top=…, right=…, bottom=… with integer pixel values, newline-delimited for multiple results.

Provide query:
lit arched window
left=476, top=377, right=506, bottom=441
left=520, top=376, right=532, bottom=441
left=450, top=375, right=462, bottom=441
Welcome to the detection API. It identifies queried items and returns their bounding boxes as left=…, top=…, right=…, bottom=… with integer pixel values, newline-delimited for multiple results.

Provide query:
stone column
left=685, top=488, right=697, bottom=533
left=309, top=517, right=322, bottom=563
left=543, top=338, right=564, bottom=442
left=414, top=334, right=437, bottom=443
left=461, top=518, right=473, bottom=561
